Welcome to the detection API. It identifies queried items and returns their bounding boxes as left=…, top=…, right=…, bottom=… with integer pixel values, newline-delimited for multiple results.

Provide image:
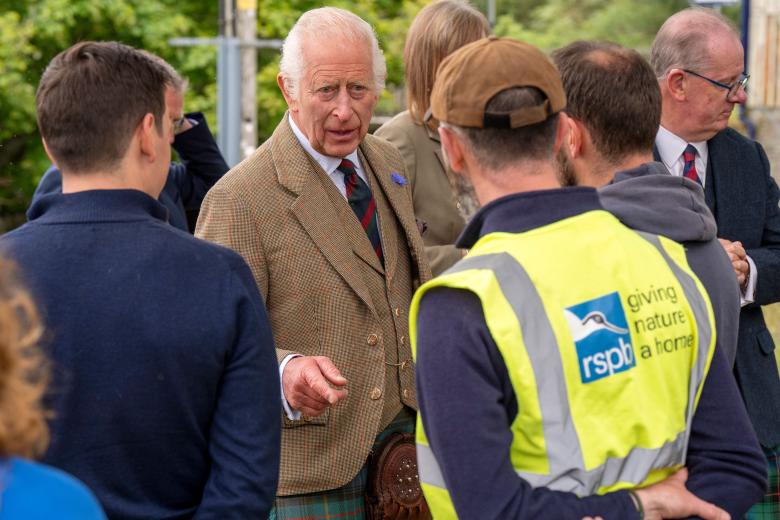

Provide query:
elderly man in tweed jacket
left=196, top=7, right=429, bottom=518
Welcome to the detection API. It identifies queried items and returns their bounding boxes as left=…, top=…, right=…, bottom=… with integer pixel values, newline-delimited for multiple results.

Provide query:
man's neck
left=60, top=166, right=155, bottom=196
left=581, top=152, right=653, bottom=188
left=474, top=161, right=561, bottom=206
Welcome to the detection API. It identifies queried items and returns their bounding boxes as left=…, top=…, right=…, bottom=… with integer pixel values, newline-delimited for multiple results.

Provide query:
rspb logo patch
left=564, top=292, right=635, bottom=384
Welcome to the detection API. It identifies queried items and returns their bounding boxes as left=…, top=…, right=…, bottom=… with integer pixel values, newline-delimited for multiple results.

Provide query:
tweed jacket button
left=370, top=387, right=382, bottom=400
left=399, top=335, right=405, bottom=345
left=367, top=333, right=379, bottom=346
left=402, top=389, right=411, bottom=399
left=394, top=307, right=401, bottom=317
left=400, top=360, right=409, bottom=370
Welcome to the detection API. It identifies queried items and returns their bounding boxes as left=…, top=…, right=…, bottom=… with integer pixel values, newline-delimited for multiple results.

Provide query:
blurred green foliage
left=0, top=0, right=735, bottom=230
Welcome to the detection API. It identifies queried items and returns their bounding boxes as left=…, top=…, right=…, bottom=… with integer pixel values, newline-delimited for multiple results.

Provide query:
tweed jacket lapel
left=270, top=116, right=375, bottom=309
left=359, top=136, right=428, bottom=284
left=358, top=148, right=397, bottom=280
left=324, top=161, right=384, bottom=275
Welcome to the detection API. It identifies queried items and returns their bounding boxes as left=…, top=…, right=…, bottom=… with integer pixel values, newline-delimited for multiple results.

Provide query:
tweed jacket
left=375, top=110, right=465, bottom=275
left=196, top=115, right=431, bottom=495
left=655, top=127, right=780, bottom=447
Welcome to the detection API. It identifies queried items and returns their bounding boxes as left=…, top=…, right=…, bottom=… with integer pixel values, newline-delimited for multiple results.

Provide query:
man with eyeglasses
left=31, top=50, right=229, bottom=233
left=653, top=8, right=780, bottom=517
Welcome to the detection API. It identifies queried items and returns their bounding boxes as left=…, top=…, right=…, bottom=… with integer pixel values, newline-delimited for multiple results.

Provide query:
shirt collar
left=656, top=125, right=707, bottom=167
left=27, top=189, right=169, bottom=225
left=457, top=187, right=602, bottom=248
left=288, top=114, right=360, bottom=174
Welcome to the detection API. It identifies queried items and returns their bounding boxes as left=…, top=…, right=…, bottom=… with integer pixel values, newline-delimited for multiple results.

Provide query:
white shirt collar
left=656, top=125, right=708, bottom=177
left=288, top=114, right=360, bottom=175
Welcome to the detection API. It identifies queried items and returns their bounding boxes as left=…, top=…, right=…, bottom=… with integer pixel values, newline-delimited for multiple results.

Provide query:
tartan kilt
left=270, top=408, right=415, bottom=520
left=746, top=444, right=780, bottom=519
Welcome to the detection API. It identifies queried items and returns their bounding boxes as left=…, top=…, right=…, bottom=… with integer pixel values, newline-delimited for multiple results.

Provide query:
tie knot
left=339, top=158, right=356, bottom=173
left=683, top=144, right=698, bottom=161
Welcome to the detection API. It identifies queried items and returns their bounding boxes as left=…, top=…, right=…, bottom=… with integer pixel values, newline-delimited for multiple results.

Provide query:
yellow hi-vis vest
left=409, top=209, right=715, bottom=519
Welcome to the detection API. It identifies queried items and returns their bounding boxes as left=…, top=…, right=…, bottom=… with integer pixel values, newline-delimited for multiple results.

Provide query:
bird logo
left=565, top=309, right=629, bottom=342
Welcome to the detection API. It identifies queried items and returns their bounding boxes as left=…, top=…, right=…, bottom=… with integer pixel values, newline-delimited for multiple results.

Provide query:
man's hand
left=634, top=468, right=730, bottom=520
left=282, top=356, right=348, bottom=417
left=719, top=238, right=749, bottom=289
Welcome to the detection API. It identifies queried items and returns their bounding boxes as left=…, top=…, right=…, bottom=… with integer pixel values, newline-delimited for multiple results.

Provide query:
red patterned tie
left=683, top=144, right=702, bottom=186
left=337, top=159, right=383, bottom=263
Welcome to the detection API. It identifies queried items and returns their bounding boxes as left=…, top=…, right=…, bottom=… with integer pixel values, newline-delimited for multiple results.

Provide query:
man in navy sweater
left=32, top=52, right=229, bottom=233
left=1, top=41, right=281, bottom=519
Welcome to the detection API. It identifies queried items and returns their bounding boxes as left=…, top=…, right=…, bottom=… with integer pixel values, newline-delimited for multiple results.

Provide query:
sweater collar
left=456, top=187, right=602, bottom=248
left=27, top=189, right=169, bottom=225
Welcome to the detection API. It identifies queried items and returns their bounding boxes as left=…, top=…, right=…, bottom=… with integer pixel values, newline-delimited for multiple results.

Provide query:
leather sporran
left=366, top=432, right=431, bottom=520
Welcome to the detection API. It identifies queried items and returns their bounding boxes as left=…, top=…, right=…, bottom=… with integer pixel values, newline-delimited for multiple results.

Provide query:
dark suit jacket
left=656, top=127, right=780, bottom=447
left=32, top=112, right=228, bottom=232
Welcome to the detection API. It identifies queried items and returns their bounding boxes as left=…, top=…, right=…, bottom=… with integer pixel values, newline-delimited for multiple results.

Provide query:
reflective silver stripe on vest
left=417, top=243, right=712, bottom=495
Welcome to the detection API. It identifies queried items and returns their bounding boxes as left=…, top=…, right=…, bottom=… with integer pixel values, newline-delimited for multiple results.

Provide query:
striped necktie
left=683, top=144, right=702, bottom=186
left=337, top=158, right=383, bottom=263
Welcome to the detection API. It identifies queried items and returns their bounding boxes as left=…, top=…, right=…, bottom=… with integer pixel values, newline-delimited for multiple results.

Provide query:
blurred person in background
left=376, top=0, right=489, bottom=276
left=0, top=257, right=105, bottom=519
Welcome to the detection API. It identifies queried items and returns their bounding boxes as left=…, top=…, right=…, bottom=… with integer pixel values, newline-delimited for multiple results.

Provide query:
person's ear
left=137, top=113, right=157, bottom=163
left=41, top=138, right=59, bottom=168
left=563, top=114, right=585, bottom=159
left=438, top=125, right=466, bottom=174
left=277, top=74, right=299, bottom=113
left=664, top=68, right=688, bottom=101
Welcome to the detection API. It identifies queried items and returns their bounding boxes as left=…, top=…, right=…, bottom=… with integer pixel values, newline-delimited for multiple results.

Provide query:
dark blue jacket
left=1, top=190, right=280, bottom=519
left=32, top=112, right=228, bottom=232
left=655, top=128, right=780, bottom=448
left=415, top=188, right=767, bottom=519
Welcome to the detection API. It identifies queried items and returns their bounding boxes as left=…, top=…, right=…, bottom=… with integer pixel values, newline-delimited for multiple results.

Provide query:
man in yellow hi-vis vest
left=411, top=36, right=755, bottom=519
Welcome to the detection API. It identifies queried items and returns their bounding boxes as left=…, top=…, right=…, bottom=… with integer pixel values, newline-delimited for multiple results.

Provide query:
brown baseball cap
left=430, top=36, right=565, bottom=129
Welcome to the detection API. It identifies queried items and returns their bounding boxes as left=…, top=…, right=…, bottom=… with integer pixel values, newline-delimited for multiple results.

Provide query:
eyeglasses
left=682, top=69, right=750, bottom=99
left=173, top=116, right=188, bottom=134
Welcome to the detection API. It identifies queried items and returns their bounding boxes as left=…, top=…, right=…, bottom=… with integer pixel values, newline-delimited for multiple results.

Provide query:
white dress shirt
left=655, top=125, right=757, bottom=306
left=656, top=125, right=709, bottom=187
left=288, top=115, right=369, bottom=197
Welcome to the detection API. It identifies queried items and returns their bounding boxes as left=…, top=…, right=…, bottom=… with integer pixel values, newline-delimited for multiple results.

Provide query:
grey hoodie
left=599, top=161, right=741, bottom=366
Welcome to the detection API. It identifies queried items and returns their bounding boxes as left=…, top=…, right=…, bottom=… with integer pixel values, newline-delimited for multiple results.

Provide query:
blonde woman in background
left=0, top=258, right=105, bottom=519
left=376, top=0, right=489, bottom=275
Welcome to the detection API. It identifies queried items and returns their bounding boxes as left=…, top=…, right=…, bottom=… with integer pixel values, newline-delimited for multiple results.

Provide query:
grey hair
left=279, top=7, right=386, bottom=99
left=650, top=7, right=740, bottom=78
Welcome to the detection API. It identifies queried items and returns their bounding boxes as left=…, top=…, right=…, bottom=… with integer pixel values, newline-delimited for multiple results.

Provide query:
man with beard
left=651, top=10, right=780, bottom=515
left=410, top=36, right=749, bottom=519
left=552, top=40, right=766, bottom=518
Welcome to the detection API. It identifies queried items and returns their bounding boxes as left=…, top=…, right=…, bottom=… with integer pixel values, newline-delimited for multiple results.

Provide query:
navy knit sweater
left=1, top=190, right=281, bottom=519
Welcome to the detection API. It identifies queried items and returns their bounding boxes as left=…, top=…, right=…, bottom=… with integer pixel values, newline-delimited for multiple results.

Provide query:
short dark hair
left=454, top=87, right=559, bottom=171
left=552, top=41, right=661, bottom=163
left=36, top=41, right=176, bottom=173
